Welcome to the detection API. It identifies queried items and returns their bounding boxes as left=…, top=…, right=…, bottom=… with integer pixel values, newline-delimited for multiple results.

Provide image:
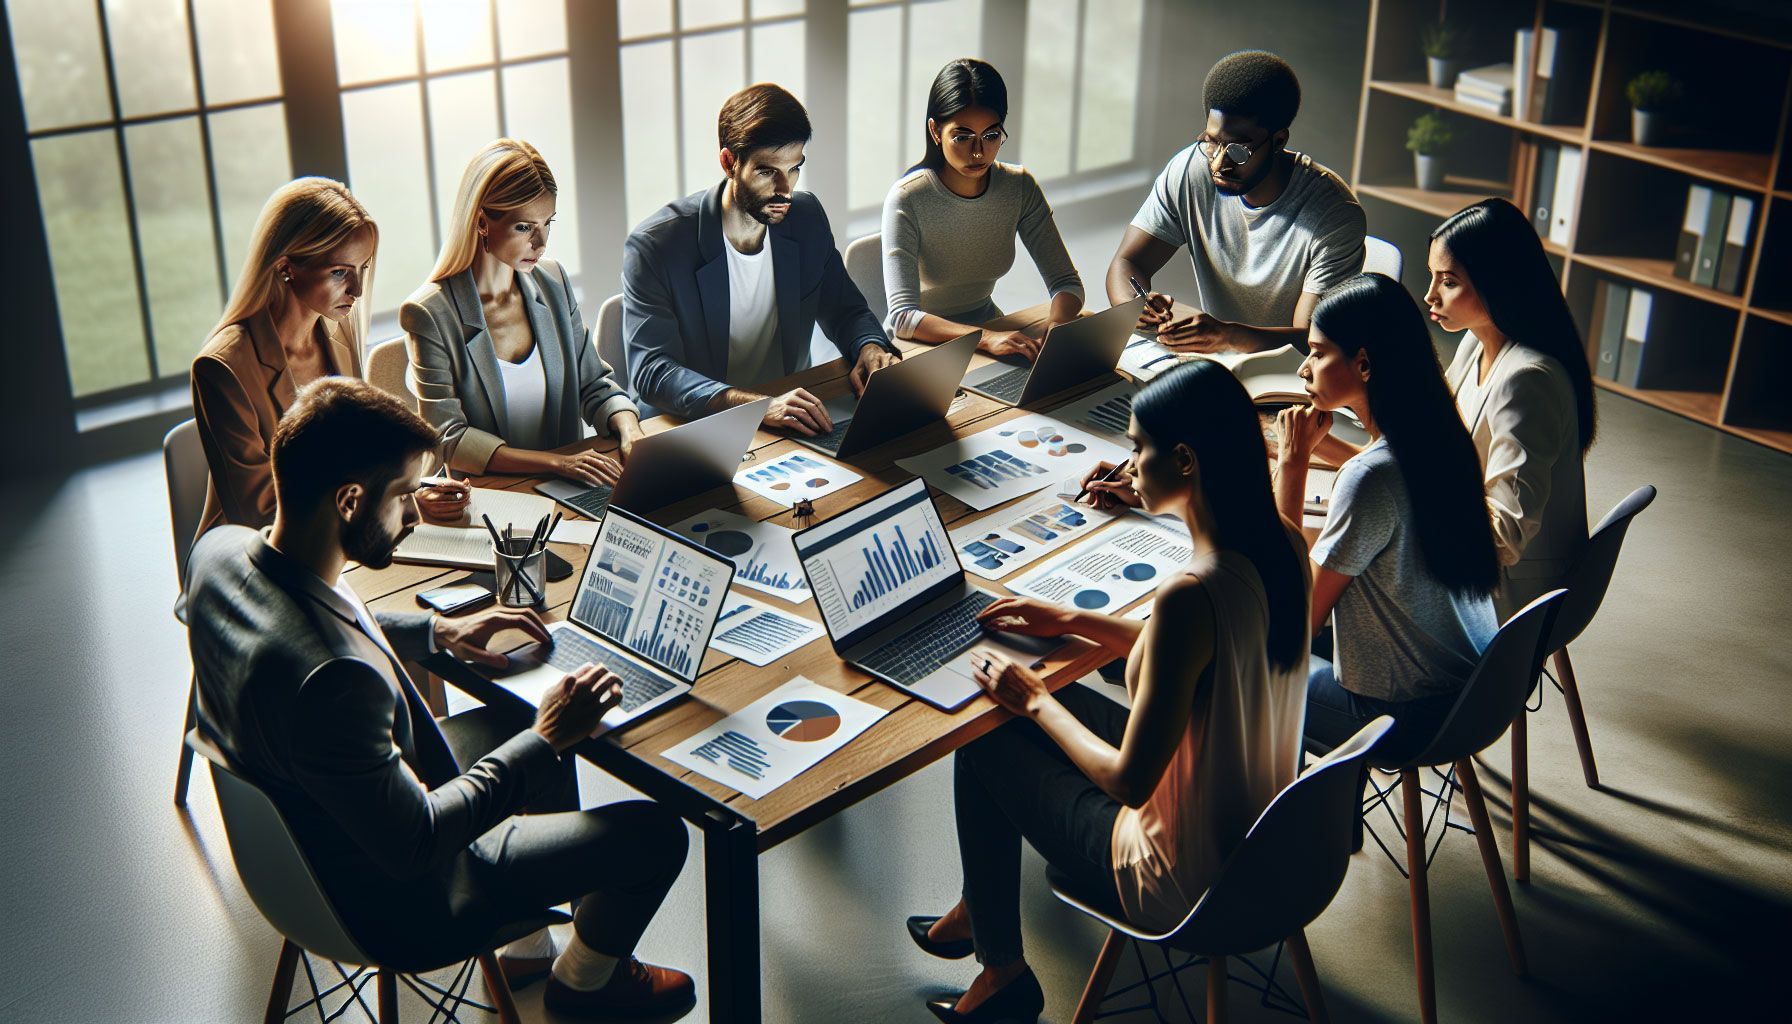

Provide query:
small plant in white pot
left=1626, top=70, right=1682, bottom=146
left=1421, top=21, right=1462, bottom=89
left=1408, top=111, right=1453, bottom=190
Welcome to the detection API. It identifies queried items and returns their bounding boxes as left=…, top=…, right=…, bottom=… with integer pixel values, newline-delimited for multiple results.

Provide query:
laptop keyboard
left=977, top=366, right=1031, bottom=403
left=558, top=483, right=615, bottom=519
left=859, top=590, right=999, bottom=684
left=809, top=417, right=851, bottom=454
left=543, top=628, right=676, bottom=712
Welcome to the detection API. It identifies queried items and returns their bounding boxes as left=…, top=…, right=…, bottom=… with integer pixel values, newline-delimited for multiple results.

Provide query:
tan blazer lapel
left=247, top=312, right=296, bottom=411
left=322, top=318, right=362, bottom=379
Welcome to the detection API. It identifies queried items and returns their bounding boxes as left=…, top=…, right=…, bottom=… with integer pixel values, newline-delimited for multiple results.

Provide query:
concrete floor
left=3, top=218, right=1790, bottom=1022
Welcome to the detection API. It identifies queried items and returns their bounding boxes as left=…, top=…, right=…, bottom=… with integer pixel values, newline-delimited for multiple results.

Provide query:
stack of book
left=1675, top=184, right=1757, bottom=295
left=1454, top=63, right=1513, bottom=115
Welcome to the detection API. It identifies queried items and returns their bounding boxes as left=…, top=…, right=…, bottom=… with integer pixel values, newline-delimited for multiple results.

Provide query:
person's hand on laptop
left=849, top=343, right=901, bottom=395
left=533, top=664, right=625, bottom=753
left=978, top=329, right=1042, bottom=362
left=976, top=596, right=1072, bottom=638
left=433, top=607, right=553, bottom=668
left=1156, top=310, right=1237, bottom=354
left=553, top=449, right=624, bottom=487
left=969, top=649, right=1049, bottom=717
left=764, top=387, right=833, bottom=436
left=1077, top=459, right=1142, bottom=511
left=609, top=410, right=646, bottom=464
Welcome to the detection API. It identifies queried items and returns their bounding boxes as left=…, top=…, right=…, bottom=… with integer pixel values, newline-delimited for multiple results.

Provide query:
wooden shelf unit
left=1351, top=0, right=1792, bottom=453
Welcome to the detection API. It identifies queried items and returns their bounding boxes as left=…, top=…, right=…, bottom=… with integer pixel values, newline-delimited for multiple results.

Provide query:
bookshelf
left=1351, top=0, right=1792, bottom=454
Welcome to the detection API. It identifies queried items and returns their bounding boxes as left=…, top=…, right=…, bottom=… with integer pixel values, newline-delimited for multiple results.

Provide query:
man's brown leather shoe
left=542, top=958, right=696, bottom=1019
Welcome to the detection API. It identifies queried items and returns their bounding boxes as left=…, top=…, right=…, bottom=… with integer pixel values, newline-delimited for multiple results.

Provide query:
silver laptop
left=495, top=504, right=734, bottom=731
left=794, top=330, right=979, bottom=460
left=961, top=296, right=1148, bottom=407
left=536, top=397, right=772, bottom=519
left=792, top=478, right=1055, bottom=711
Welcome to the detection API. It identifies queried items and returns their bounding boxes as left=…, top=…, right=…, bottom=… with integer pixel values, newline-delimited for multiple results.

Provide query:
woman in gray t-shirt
left=1272, top=273, right=1501, bottom=759
left=881, top=59, right=1083, bottom=362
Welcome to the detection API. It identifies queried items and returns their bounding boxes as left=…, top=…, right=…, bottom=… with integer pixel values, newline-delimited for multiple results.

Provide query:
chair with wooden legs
left=1050, top=716, right=1396, bottom=1023
left=1364, top=590, right=1565, bottom=1024
left=165, top=420, right=209, bottom=807
left=1508, top=485, right=1656, bottom=881
left=189, top=731, right=561, bottom=1023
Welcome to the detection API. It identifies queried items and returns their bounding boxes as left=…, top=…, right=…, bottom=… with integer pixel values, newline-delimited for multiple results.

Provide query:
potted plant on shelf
left=1626, top=70, right=1682, bottom=146
left=1407, top=111, right=1453, bottom=190
left=1421, top=20, right=1462, bottom=89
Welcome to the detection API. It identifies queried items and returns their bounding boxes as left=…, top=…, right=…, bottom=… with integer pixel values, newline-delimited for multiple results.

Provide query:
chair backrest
left=596, top=293, right=627, bottom=387
left=364, top=336, right=414, bottom=412
left=163, top=419, right=208, bottom=589
left=189, top=731, right=372, bottom=966
left=1410, top=590, right=1567, bottom=767
left=1362, top=234, right=1404, bottom=280
left=844, top=232, right=886, bottom=325
left=1547, top=484, right=1656, bottom=652
left=1163, top=716, right=1396, bottom=953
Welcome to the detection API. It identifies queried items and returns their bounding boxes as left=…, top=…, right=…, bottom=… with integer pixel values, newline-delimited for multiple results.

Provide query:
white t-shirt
left=1131, top=148, right=1366, bottom=330
left=495, top=342, right=547, bottom=451
left=724, top=236, right=784, bottom=390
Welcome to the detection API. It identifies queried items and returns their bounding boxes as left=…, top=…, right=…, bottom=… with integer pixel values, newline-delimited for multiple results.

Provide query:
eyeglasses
left=944, top=128, right=1007, bottom=151
left=1195, top=135, right=1263, bottom=166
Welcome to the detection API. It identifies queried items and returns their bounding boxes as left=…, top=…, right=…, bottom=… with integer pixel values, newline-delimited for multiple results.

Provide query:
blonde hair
left=213, top=177, right=378, bottom=347
left=430, top=138, right=557, bottom=282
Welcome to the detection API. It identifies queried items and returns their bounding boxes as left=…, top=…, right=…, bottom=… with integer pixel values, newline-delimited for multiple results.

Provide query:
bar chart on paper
left=664, top=676, right=891, bottom=798
left=689, top=730, right=771, bottom=781
left=708, top=594, right=825, bottom=666
left=672, top=509, right=811, bottom=602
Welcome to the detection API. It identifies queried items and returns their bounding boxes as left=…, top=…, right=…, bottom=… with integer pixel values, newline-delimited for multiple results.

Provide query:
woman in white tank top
left=905, top=361, right=1311, bottom=1023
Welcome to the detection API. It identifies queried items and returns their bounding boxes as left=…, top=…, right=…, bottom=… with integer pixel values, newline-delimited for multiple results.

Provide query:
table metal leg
left=705, top=812, right=760, bottom=1024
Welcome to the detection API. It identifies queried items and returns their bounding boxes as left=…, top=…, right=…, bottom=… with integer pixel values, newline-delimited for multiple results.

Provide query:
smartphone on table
left=417, top=577, right=495, bottom=615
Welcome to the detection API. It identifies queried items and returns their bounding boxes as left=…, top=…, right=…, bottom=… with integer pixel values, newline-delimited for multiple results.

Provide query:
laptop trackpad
left=906, top=633, right=1063, bottom=712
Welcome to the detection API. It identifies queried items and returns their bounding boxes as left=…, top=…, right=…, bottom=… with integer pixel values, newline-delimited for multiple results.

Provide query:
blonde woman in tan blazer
left=404, top=139, right=641, bottom=484
left=191, top=178, right=378, bottom=538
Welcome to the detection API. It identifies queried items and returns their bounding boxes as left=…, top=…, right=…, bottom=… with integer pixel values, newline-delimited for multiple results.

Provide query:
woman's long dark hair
left=1313, top=274, right=1500, bottom=595
left=1432, top=197, right=1596, bottom=451
left=914, top=58, right=1008, bottom=173
left=1132, top=361, right=1307, bottom=673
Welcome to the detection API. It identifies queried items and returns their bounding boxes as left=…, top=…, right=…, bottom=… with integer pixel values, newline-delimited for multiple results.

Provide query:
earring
left=281, top=273, right=291, bottom=283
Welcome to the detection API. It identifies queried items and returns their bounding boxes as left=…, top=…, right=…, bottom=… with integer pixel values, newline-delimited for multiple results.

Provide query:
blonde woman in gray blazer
left=405, top=139, right=641, bottom=483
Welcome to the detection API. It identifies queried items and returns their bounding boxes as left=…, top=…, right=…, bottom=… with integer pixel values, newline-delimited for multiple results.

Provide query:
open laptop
left=793, top=330, right=979, bottom=460
left=494, top=504, right=734, bottom=731
left=960, top=296, right=1148, bottom=407
left=792, top=477, right=1055, bottom=711
left=536, top=397, right=771, bottom=519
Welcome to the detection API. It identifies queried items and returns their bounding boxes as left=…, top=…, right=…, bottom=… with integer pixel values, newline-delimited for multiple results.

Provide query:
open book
left=1118, top=334, right=1310, bottom=406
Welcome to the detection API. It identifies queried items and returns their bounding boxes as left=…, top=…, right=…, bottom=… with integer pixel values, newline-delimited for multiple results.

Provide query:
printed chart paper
left=670, top=509, right=811, bottom=602
left=896, top=415, right=1127, bottom=511
left=949, top=492, right=1122, bottom=580
left=1006, top=518, right=1193, bottom=613
left=1047, top=379, right=1138, bottom=445
left=736, top=451, right=861, bottom=507
left=707, top=594, right=825, bottom=666
left=663, top=676, right=888, bottom=800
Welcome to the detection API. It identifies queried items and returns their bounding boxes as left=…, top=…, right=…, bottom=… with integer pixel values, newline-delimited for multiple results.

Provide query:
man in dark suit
left=622, top=82, right=901, bottom=427
left=185, top=378, right=694, bottom=1018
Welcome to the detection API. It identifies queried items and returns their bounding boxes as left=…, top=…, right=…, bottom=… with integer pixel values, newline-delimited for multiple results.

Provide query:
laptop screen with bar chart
left=570, top=505, right=734, bottom=684
left=792, top=478, right=963, bottom=651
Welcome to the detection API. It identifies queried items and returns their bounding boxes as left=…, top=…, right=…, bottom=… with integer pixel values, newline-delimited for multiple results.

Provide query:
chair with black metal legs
left=1355, top=590, right=1565, bottom=1024
left=1508, top=485, right=1656, bottom=881
left=189, top=730, right=561, bottom=1023
left=1050, top=715, right=1396, bottom=1024
left=165, top=419, right=209, bottom=807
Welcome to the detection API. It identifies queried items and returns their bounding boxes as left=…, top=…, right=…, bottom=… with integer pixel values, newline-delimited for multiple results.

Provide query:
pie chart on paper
left=765, top=699, right=842, bottom=742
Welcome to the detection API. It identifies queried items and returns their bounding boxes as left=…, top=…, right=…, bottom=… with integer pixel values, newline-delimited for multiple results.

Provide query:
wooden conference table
left=343, top=304, right=1176, bottom=1022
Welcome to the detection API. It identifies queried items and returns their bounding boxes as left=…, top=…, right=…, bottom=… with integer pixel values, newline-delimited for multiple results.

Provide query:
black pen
left=1075, top=458, right=1131, bottom=504
left=1128, top=275, right=1166, bottom=334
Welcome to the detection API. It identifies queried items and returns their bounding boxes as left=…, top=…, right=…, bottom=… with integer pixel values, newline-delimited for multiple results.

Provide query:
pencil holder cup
left=493, top=538, right=547, bottom=608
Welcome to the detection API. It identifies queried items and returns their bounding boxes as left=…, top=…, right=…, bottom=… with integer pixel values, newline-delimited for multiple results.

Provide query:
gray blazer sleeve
left=374, top=611, right=436, bottom=662
left=287, top=657, right=561, bottom=879
left=401, top=297, right=507, bottom=473
left=556, top=263, right=638, bottom=433
left=622, top=232, right=730, bottom=420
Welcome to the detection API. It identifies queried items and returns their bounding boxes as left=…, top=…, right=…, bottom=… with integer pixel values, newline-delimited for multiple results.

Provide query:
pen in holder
left=492, top=536, right=547, bottom=608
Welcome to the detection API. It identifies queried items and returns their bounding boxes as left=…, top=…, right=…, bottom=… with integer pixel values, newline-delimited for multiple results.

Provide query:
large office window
left=10, top=0, right=288, bottom=402
left=1018, top=0, right=1145, bottom=180
left=844, top=0, right=982, bottom=212
left=332, top=0, right=576, bottom=320
left=618, top=1, right=807, bottom=231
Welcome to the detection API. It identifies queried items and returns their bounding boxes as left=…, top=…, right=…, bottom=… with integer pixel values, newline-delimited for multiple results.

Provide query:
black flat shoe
left=924, top=967, right=1043, bottom=1023
left=907, top=915, right=974, bottom=960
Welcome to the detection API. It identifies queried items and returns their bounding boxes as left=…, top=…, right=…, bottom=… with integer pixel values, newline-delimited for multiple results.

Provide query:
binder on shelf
left=1532, top=144, right=1560, bottom=238
left=1616, top=288, right=1653, bottom=388
left=1715, top=194, right=1756, bottom=295
left=1675, top=185, right=1711, bottom=281
left=1693, top=189, right=1731, bottom=288
left=1592, top=280, right=1630, bottom=382
left=1549, top=146, right=1582, bottom=247
left=1514, top=28, right=1534, bottom=123
left=1538, top=28, right=1589, bottom=125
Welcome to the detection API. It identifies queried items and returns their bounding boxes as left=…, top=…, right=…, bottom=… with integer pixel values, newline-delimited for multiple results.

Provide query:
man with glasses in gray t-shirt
left=1106, top=50, right=1366, bottom=356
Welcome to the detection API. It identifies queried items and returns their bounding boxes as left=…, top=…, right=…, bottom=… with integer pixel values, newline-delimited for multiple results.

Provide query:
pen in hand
left=1076, top=459, right=1132, bottom=504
